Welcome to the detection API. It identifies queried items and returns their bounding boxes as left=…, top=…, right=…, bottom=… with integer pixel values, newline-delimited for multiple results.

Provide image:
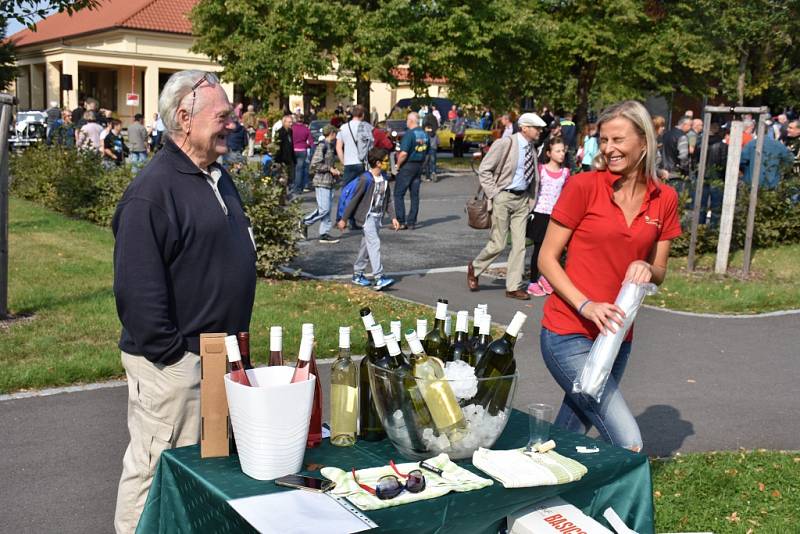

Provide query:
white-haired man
left=467, top=112, right=546, bottom=300
left=111, top=70, right=256, bottom=533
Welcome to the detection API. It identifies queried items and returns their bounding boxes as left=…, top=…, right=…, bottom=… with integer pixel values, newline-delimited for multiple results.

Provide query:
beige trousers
left=472, top=191, right=530, bottom=291
left=114, top=351, right=201, bottom=534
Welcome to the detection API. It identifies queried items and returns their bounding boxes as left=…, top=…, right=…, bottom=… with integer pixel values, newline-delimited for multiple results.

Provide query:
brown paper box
left=200, top=332, right=230, bottom=458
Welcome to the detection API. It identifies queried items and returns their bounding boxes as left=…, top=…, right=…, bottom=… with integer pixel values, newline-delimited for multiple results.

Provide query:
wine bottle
left=473, top=311, right=526, bottom=415
left=472, top=313, right=493, bottom=368
left=330, top=327, right=358, bottom=447
left=291, top=331, right=313, bottom=383
left=225, top=335, right=251, bottom=386
left=390, top=320, right=402, bottom=343
left=444, top=315, right=452, bottom=343
left=424, top=299, right=452, bottom=361
left=405, top=330, right=466, bottom=441
left=468, top=306, right=483, bottom=354
left=451, top=310, right=473, bottom=366
left=358, top=312, right=386, bottom=441
left=380, top=332, right=409, bottom=370
left=302, top=323, right=323, bottom=448
left=384, top=333, right=431, bottom=451
left=269, top=326, right=283, bottom=366
left=416, top=318, right=428, bottom=340
left=236, top=332, right=253, bottom=370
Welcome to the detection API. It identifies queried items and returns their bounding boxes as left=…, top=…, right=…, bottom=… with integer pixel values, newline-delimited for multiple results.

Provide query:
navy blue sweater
left=112, top=138, right=257, bottom=364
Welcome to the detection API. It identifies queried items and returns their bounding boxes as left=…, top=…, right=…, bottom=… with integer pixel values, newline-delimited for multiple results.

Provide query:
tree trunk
left=355, top=70, right=371, bottom=114
left=574, top=60, right=597, bottom=131
left=736, top=48, right=749, bottom=106
left=278, top=92, right=290, bottom=113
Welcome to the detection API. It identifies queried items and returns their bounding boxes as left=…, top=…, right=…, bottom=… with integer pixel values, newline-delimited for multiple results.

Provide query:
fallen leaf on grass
left=758, top=482, right=765, bottom=491
left=771, top=489, right=782, bottom=498
left=725, top=468, right=738, bottom=476
left=653, top=490, right=661, bottom=498
left=726, top=512, right=740, bottom=523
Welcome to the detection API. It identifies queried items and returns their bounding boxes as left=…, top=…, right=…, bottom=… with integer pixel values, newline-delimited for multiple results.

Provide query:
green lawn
left=0, top=198, right=438, bottom=393
left=652, top=450, right=800, bottom=533
left=658, top=244, right=800, bottom=314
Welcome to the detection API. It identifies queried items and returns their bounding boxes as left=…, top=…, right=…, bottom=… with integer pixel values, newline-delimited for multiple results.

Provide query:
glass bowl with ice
left=367, top=359, right=518, bottom=460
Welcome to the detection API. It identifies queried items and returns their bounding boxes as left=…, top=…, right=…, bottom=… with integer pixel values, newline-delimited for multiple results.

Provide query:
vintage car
left=436, top=119, right=493, bottom=151
left=9, top=111, right=47, bottom=150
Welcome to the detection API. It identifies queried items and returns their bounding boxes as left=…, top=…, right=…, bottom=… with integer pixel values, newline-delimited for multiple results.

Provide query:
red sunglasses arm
left=389, top=460, right=410, bottom=479
left=351, top=468, right=377, bottom=495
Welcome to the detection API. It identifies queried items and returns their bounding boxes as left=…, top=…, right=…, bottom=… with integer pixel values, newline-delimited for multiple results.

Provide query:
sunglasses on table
left=351, top=460, right=426, bottom=500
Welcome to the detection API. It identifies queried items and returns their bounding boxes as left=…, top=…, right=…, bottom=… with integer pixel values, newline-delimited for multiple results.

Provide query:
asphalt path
left=2, top=166, right=798, bottom=533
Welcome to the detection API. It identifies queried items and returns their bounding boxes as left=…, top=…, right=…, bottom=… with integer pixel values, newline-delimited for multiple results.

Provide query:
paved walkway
left=1, top=167, right=797, bottom=533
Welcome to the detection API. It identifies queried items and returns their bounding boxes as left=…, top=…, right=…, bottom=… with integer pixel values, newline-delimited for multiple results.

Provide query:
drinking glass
left=527, top=403, right=554, bottom=450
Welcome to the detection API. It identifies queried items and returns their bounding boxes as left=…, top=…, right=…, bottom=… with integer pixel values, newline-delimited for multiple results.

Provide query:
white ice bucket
left=224, top=366, right=316, bottom=480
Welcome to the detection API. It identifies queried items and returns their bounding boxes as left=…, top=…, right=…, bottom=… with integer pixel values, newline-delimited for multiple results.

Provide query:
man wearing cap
left=467, top=112, right=545, bottom=300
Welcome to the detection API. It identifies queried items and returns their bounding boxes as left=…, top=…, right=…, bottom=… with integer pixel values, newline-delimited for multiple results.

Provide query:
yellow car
left=436, top=120, right=493, bottom=151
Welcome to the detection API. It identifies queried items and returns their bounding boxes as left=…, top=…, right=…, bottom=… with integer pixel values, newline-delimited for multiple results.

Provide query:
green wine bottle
left=358, top=309, right=386, bottom=441
left=472, top=313, right=493, bottom=368
left=467, top=305, right=486, bottom=355
left=405, top=329, right=466, bottom=442
left=451, top=310, right=474, bottom=366
left=473, top=311, right=526, bottom=415
left=384, top=333, right=430, bottom=452
left=424, top=298, right=452, bottom=362
left=330, top=327, right=358, bottom=447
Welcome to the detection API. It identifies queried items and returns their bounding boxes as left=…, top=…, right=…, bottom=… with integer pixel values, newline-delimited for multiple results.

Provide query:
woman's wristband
left=577, top=299, right=592, bottom=315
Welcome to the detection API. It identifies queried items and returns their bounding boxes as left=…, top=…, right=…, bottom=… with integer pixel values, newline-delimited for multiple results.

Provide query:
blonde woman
left=537, top=100, right=681, bottom=451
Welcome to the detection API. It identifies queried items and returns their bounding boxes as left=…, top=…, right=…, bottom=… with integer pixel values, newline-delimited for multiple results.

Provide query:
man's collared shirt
left=507, top=132, right=531, bottom=191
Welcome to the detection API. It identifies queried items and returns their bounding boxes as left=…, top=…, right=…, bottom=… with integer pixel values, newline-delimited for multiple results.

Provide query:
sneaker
left=319, top=234, right=340, bottom=243
left=538, top=276, right=554, bottom=294
left=372, top=276, right=395, bottom=291
left=298, top=221, right=308, bottom=240
left=527, top=282, right=547, bottom=297
left=352, top=273, right=371, bottom=287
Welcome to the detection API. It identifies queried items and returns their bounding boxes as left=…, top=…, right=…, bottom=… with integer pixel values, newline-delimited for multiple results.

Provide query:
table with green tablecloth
left=137, top=409, right=654, bottom=534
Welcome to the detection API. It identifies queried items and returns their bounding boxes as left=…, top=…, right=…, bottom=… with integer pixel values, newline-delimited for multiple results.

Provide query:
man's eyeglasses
left=185, top=72, right=211, bottom=135
left=351, top=460, right=426, bottom=500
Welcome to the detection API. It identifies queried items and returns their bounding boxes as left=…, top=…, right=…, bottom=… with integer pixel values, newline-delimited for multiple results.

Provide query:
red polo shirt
left=542, top=170, right=682, bottom=341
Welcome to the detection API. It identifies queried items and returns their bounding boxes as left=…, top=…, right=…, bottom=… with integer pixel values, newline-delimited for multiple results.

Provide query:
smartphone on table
left=274, top=474, right=335, bottom=493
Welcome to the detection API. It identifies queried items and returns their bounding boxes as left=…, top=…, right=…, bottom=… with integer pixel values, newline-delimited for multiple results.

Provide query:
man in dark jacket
left=662, top=117, right=692, bottom=187
left=224, top=116, right=248, bottom=169
left=112, top=70, right=256, bottom=534
left=275, top=113, right=296, bottom=194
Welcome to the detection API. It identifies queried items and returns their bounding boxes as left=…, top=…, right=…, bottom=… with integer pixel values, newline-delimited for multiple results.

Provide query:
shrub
left=232, top=164, right=301, bottom=277
left=670, top=174, right=800, bottom=257
left=10, top=145, right=301, bottom=277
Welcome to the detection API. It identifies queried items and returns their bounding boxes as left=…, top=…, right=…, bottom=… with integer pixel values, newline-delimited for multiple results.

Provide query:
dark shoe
left=319, top=234, right=339, bottom=243
left=505, top=289, right=531, bottom=300
left=467, top=262, right=479, bottom=291
left=407, top=223, right=416, bottom=230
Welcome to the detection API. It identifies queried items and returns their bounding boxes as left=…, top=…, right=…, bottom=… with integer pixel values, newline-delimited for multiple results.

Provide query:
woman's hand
left=624, top=260, right=653, bottom=284
left=580, top=301, right=625, bottom=335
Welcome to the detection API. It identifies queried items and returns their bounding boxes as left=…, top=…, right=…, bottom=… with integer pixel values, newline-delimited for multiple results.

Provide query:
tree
left=2, top=0, right=99, bottom=29
left=191, top=0, right=343, bottom=107
left=0, top=22, right=16, bottom=91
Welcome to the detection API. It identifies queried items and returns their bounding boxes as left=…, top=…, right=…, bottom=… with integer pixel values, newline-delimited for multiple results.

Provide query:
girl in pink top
left=528, top=136, right=569, bottom=296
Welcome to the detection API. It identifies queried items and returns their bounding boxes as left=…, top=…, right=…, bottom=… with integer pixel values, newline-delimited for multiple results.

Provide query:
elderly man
left=467, top=112, right=546, bottom=300
left=112, top=70, right=256, bottom=534
left=394, top=112, right=430, bottom=229
left=662, top=116, right=692, bottom=188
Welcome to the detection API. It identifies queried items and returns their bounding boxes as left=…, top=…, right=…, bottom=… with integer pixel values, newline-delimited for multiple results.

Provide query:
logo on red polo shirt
left=644, top=215, right=662, bottom=229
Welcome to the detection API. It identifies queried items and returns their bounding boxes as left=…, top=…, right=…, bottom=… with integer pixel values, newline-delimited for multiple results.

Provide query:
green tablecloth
left=137, top=410, right=654, bottom=534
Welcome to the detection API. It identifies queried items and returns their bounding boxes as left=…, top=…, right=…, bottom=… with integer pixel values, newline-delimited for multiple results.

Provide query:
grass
left=0, top=198, right=439, bottom=394
left=652, top=450, right=800, bottom=533
left=657, top=244, right=800, bottom=313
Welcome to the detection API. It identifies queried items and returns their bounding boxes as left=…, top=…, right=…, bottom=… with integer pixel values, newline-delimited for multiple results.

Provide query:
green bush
left=10, top=145, right=301, bottom=278
left=670, top=175, right=800, bottom=257
left=232, top=164, right=301, bottom=277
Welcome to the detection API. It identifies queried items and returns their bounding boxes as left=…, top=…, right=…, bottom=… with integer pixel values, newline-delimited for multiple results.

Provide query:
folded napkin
left=321, top=453, right=492, bottom=511
left=471, top=447, right=588, bottom=488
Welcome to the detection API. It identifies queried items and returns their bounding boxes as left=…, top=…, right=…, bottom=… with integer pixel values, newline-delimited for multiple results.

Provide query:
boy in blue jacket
left=338, top=147, right=400, bottom=290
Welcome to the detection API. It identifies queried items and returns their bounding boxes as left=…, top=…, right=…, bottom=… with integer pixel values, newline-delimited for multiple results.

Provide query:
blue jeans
left=302, top=187, right=334, bottom=236
left=540, top=327, right=642, bottom=450
left=394, top=161, right=423, bottom=225
left=292, top=150, right=309, bottom=194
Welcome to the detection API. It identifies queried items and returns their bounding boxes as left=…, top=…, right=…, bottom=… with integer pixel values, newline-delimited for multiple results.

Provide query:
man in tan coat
left=467, top=112, right=546, bottom=299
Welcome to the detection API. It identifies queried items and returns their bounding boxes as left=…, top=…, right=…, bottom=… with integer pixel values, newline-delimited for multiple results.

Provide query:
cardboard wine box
left=508, top=497, right=614, bottom=534
left=200, top=333, right=230, bottom=458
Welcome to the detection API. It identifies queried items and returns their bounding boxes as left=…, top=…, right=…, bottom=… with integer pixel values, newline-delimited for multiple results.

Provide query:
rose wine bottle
left=291, top=331, right=313, bottom=383
left=304, top=323, right=323, bottom=448
left=225, top=335, right=252, bottom=387
left=269, top=326, right=283, bottom=366
left=236, top=332, right=252, bottom=369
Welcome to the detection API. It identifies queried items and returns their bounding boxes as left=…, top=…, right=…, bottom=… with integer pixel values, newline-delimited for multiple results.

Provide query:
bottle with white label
left=451, top=310, right=473, bottom=365
left=416, top=318, right=428, bottom=340
left=225, top=335, right=252, bottom=387
left=358, top=309, right=386, bottom=441
left=268, top=326, right=283, bottom=366
left=330, top=327, right=358, bottom=447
